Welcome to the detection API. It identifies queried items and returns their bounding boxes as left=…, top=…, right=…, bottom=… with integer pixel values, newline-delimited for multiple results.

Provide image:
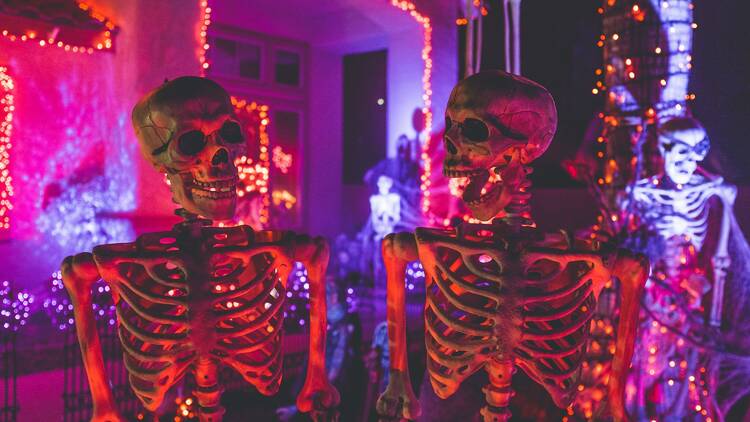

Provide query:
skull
left=443, top=70, right=557, bottom=221
left=657, top=117, right=709, bottom=186
left=131, top=77, right=245, bottom=220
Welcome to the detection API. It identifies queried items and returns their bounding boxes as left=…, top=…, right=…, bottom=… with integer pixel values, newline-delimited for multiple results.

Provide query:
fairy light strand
left=198, top=0, right=211, bottom=73
left=0, top=1, right=116, bottom=54
left=198, top=1, right=272, bottom=226
left=388, top=0, right=435, bottom=223
left=0, top=66, right=13, bottom=233
left=230, top=97, right=271, bottom=226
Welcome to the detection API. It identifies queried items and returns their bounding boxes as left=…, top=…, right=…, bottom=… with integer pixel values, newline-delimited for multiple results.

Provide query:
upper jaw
left=189, top=175, right=239, bottom=199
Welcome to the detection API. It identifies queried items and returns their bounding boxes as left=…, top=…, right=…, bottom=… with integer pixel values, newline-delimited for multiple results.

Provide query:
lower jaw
left=464, top=184, right=501, bottom=207
left=186, top=194, right=237, bottom=220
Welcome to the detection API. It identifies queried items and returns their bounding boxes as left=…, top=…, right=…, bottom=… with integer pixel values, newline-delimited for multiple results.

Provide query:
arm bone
left=290, top=235, right=341, bottom=415
left=609, top=250, right=649, bottom=422
left=376, top=232, right=421, bottom=420
left=61, top=253, right=124, bottom=422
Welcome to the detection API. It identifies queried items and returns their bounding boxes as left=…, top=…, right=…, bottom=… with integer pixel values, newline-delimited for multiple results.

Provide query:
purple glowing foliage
left=405, top=261, right=425, bottom=292
left=283, top=262, right=310, bottom=332
left=0, top=281, right=34, bottom=331
left=283, top=262, right=358, bottom=332
left=42, top=271, right=116, bottom=331
left=35, top=175, right=136, bottom=251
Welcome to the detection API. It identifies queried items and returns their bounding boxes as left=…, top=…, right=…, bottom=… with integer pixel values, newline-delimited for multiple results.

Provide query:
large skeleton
left=61, top=77, right=338, bottom=422
left=376, top=71, right=648, bottom=422
left=627, top=117, right=736, bottom=419
left=632, top=117, right=734, bottom=326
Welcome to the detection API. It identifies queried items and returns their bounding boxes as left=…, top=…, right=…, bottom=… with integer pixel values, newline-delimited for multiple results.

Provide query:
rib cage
left=416, top=223, right=605, bottom=409
left=93, top=225, right=292, bottom=415
left=633, top=175, right=724, bottom=250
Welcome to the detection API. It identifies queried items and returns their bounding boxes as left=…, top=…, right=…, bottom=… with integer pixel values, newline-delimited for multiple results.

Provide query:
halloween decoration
left=626, top=117, right=750, bottom=420
left=61, top=77, right=338, bottom=422
left=376, top=71, right=648, bottom=422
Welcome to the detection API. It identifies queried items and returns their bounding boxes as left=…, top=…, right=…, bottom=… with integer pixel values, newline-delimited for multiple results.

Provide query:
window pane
left=275, top=50, right=300, bottom=86
left=238, top=42, right=261, bottom=79
left=210, top=37, right=237, bottom=74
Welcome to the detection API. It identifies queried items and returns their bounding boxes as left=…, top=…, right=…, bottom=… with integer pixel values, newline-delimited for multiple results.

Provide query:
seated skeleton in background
left=626, top=117, right=739, bottom=420
left=376, top=70, right=648, bottom=422
left=61, top=77, right=338, bottom=422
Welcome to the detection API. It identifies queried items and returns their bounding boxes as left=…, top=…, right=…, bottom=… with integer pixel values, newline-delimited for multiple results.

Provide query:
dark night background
left=467, top=0, right=750, bottom=187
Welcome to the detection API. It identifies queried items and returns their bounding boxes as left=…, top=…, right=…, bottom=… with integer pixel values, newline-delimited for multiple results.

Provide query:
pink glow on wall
left=1, top=32, right=135, bottom=242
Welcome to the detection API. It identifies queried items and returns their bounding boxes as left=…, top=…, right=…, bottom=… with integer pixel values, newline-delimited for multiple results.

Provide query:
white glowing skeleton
left=370, top=175, right=401, bottom=239
left=633, top=118, right=735, bottom=326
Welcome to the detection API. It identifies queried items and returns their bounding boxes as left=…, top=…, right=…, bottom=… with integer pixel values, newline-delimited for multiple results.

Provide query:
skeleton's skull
left=132, top=77, right=244, bottom=220
left=658, top=117, right=709, bottom=186
left=443, top=70, right=557, bottom=221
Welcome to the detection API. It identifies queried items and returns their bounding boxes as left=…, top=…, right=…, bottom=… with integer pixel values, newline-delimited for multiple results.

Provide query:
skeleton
left=626, top=117, right=736, bottom=419
left=632, top=117, right=734, bottom=326
left=376, top=71, right=648, bottom=422
left=370, top=175, right=402, bottom=239
left=61, top=77, right=338, bottom=422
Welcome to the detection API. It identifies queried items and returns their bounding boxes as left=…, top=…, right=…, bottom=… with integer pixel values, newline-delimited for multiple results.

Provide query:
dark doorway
left=342, top=49, right=387, bottom=185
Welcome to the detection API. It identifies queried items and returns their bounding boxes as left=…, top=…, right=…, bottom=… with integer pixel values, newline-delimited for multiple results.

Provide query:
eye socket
left=694, top=138, right=710, bottom=158
left=461, top=118, right=490, bottom=142
left=219, top=121, right=244, bottom=144
left=177, top=130, right=206, bottom=155
left=445, top=116, right=452, bottom=131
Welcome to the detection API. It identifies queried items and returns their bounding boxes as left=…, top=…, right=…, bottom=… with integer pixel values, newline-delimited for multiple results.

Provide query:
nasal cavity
left=444, top=137, right=458, bottom=155
left=212, top=148, right=229, bottom=165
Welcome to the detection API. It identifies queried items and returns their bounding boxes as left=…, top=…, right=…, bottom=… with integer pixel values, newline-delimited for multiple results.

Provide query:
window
left=208, top=36, right=261, bottom=80
left=274, top=50, right=300, bottom=86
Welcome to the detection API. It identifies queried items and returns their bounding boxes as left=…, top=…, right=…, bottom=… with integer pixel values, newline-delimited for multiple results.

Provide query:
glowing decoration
left=404, top=261, right=424, bottom=292
left=231, top=97, right=271, bottom=226
left=624, top=117, right=750, bottom=420
left=199, top=1, right=277, bottom=227
left=42, top=271, right=115, bottom=331
left=173, top=396, right=197, bottom=421
left=388, top=0, right=434, bottom=223
left=272, top=189, right=297, bottom=210
left=0, top=66, right=13, bottom=234
left=370, top=175, right=401, bottom=238
left=570, top=3, right=701, bottom=419
left=197, top=0, right=211, bottom=72
left=0, top=281, right=33, bottom=331
left=0, top=1, right=117, bottom=53
left=272, top=145, right=293, bottom=174
left=594, top=0, right=694, bottom=117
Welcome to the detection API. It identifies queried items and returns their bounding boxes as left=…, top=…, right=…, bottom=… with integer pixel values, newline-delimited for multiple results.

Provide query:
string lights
left=0, top=280, right=32, bottom=331
left=197, top=0, right=211, bottom=73
left=231, top=97, right=271, bottom=226
left=572, top=2, right=719, bottom=420
left=388, top=0, right=435, bottom=223
left=0, top=66, right=13, bottom=234
left=0, top=1, right=116, bottom=53
left=272, top=146, right=293, bottom=174
left=198, top=1, right=275, bottom=227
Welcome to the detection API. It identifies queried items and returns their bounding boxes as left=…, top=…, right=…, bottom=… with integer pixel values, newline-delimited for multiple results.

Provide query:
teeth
left=443, top=168, right=485, bottom=178
left=190, top=177, right=238, bottom=198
